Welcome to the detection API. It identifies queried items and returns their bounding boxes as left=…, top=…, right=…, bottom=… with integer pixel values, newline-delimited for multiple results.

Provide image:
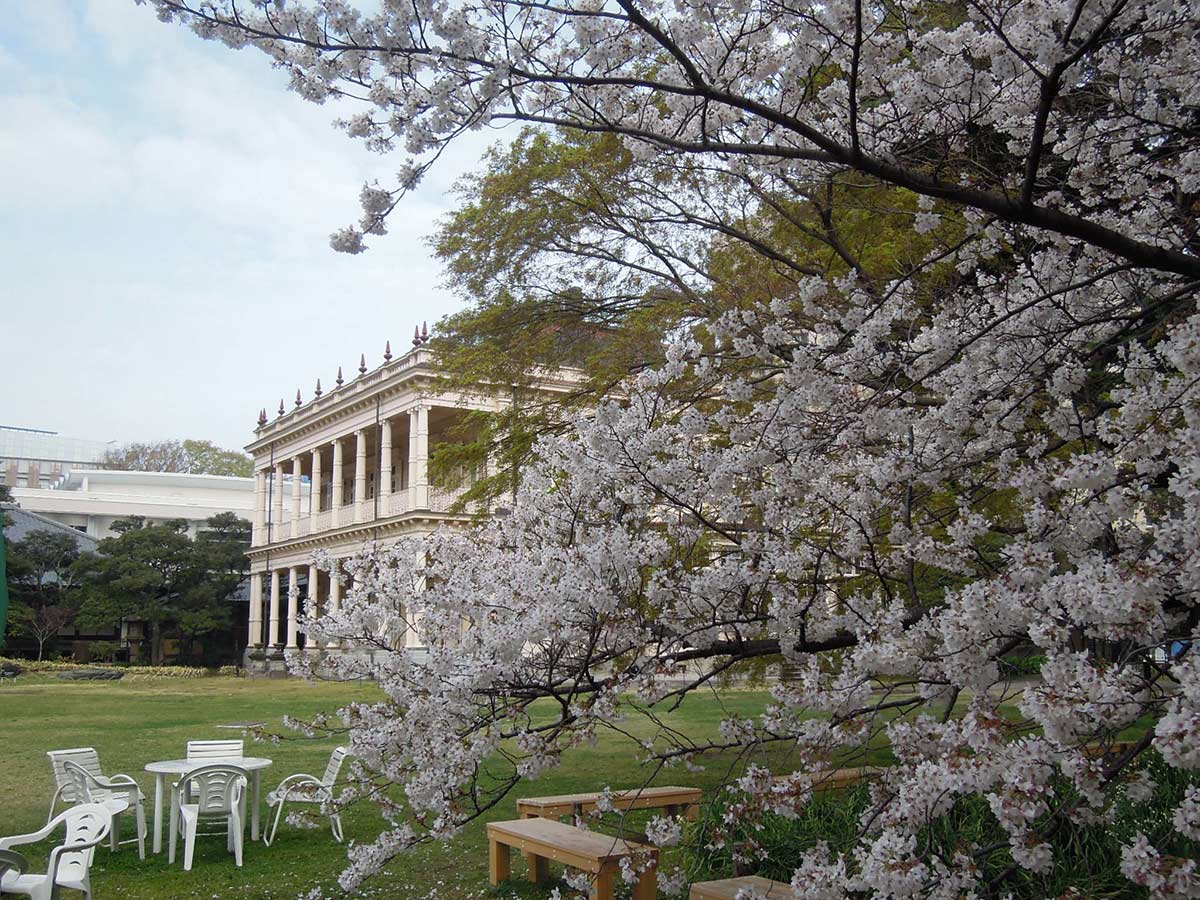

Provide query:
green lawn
left=0, top=675, right=831, bottom=899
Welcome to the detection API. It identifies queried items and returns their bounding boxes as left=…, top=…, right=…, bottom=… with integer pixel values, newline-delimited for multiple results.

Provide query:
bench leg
left=684, top=802, right=699, bottom=822
left=528, top=852, right=549, bottom=883
left=488, top=839, right=511, bottom=885
left=591, top=868, right=615, bottom=900
left=634, top=865, right=657, bottom=900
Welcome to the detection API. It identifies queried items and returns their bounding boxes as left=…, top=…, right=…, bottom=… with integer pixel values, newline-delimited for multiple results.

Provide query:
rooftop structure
left=2, top=505, right=100, bottom=552
left=0, top=425, right=117, bottom=489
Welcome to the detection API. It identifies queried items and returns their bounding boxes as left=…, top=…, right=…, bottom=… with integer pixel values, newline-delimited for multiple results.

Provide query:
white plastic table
left=144, top=757, right=273, bottom=854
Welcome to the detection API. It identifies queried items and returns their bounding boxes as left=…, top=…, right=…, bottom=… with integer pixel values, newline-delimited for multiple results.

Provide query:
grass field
left=0, top=674, right=841, bottom=899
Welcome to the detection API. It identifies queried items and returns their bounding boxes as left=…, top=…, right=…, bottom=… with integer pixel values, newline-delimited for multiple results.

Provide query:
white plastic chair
left=62, top=759, right=147, bottom=859
left=0, top=849, right=28, bottom=882
left=0, top=803, right=111, bottom=900
left=184, top=741, right=244, bottom=803
left=264, top=747, right=347, bottom=846
left=186, top=740, right=244, bottom=761
left=45, top=748, right=114, bottom=824
left=169, top=764, right=248, bottom=871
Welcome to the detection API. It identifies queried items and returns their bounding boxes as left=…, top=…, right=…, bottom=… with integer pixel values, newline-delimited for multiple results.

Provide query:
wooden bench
left=1083, top=740, right=1138, bottom=761
left=517, top=785, right=702, bottom=822
left=487, top=817, right=658, bottom=900
left=690, top=875, right=791, bottom=899
left=810, top=766, right=882, bottom=791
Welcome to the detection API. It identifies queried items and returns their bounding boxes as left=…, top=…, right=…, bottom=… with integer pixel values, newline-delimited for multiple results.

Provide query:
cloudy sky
left=1, top=2, right=500, bottom=452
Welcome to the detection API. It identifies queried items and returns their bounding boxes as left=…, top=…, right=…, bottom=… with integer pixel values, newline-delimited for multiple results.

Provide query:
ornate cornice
left=248, top=508, right=478, bottom=563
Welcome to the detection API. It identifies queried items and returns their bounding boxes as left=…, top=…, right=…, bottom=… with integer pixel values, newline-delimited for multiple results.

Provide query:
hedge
left=0, top=657, right=228, bottom=679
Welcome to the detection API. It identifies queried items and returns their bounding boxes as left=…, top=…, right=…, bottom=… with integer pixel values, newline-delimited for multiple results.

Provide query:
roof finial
left=336, top=366, right=344, bottom=387
left=358, top=353, right=367, bottom=376
left=278, top=399, right=285, bottom=417
left=315, top=378, right=323, bottom=398
left=413, top=324, right=421, bottom=347
left=295, top=388, right=303, bottom=407
left=257, top=409, right=267, bottom=427
left=384, top=340, right=392, bottom=362
left=421, top=321, right=428, bottom=343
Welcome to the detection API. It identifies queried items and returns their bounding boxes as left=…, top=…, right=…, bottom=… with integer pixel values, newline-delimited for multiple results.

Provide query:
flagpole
left=0, top=517, right=9, bottom=652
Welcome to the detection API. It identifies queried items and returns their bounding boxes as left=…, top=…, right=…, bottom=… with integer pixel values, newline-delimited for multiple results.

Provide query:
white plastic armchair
left=264, top=747, right=347, bottom=846
left=183, top=741, right=245, bottom=803
left=0, top=849, right=28, bottom=882
left=169, top=764, right=248, bottom=871
left=0, top=802, right=111, bottom=900
left=62, top=759, right=147, bottom=859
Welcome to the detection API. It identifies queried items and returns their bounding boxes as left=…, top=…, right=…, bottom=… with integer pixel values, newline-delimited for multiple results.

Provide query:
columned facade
left=242, top=344, right=581, bottom=676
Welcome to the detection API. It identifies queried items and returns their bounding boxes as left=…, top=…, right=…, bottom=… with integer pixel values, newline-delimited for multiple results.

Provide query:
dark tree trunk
left=150, top=621, right=163, bottom=666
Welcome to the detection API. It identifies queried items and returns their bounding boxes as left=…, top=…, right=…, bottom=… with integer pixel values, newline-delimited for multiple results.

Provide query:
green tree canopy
left=76, top=514, right=251, bottom=664
left=429, top=127, right=960, bottom=504
left=101, top=439, right=252, bottom=478
left=6, top=529, right=90, bottom=660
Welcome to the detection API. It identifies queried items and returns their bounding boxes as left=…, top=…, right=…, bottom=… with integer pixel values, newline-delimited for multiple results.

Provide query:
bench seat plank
left=488, top=818, right=658, bottom=900
left=690, top=875, right=791, bottom=900
left=518, top=785, right=702, bottom=819
left=488, top=818, right=649, bottom=871
left=810, top=766, right=881, bottom=791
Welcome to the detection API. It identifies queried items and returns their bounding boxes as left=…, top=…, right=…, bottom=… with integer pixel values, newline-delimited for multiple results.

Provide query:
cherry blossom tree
left=143, top=0, right=1200, bottom=896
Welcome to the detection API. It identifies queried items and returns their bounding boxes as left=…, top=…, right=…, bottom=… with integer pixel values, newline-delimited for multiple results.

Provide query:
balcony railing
left=429, top=485, right=484, bottom=514
left=388, top=491, right=410, bottom=517
left=257, top=484, right=483, bottom=546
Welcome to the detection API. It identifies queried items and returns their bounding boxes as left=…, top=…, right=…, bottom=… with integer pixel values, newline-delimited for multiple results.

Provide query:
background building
left=0, top=425, right=115, bottom=490
left=11, top=469, right=253, bottom=539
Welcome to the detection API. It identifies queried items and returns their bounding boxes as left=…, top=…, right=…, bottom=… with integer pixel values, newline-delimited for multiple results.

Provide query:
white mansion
left=244, top=340, right=577, bottom=675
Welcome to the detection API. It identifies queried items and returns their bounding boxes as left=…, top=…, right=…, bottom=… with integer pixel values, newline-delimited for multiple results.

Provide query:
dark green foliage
left=75, top=514, right=250, bottom=665
left=5, top=529, right=87, bottom=660
left=683, top=751, right=1200, bottom=899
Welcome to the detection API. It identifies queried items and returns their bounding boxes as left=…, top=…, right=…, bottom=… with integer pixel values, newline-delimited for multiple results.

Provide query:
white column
left=286, top=566, right=300, bottom=649
left=415, top=405, right=430, bottom=509
left=272, top=462, right=284, bottom=539
left=380, top=419, right=393, bottom=504
left=309, top=447, right=322, bottom=532
left=268, top=569, right=281, bottom=647
left=354, top=429, right=368, bottom=523
left=290, top=456, right=302, bottom=529
left=329, top=561, right=342, bottom=650
left=308, top=563, right=320, bottom=649
left=332, top=439, right=344, bottom=527
left=248, top=572, right=264, bottom=647
left=253, top=470, right=266, bottom=545
left=408, top=410, right=419, bottom=508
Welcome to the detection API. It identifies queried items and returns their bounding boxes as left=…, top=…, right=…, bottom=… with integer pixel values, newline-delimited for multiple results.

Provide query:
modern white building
left=243, top=343, right=579, bottom=675
left=11, top=469, right=254, bottom=539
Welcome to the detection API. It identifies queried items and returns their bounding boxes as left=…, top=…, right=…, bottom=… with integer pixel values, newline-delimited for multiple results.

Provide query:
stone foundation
left=244, top=645, right=430, bottom=678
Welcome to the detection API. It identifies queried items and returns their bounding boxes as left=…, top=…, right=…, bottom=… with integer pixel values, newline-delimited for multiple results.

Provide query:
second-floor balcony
left=255, top=480, right=482, bottom=546
left=249, top=390, right=497, bottom=549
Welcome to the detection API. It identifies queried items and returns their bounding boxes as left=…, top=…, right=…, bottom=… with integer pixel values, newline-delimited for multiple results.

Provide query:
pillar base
left=243, top=645, right=431, bottom=678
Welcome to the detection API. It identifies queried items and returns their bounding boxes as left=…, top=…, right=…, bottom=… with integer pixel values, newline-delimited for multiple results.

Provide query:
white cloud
left=0, top=95, right=133, bottom=210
